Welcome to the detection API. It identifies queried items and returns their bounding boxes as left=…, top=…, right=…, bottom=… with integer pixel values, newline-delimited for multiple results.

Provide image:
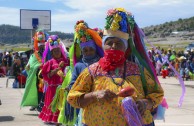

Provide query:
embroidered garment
left=67, top=61, right=164, bottom=126
left=39, top=58, right=69, bottom=123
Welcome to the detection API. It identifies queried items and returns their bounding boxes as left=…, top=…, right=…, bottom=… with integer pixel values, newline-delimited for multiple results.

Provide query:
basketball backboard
left=20, top=9, right=51, bottom=30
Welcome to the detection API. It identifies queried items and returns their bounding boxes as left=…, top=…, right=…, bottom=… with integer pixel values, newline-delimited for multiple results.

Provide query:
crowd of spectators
left=0, top=51, right=29, bottom=87
left=148, top=46, right=194, bottom=80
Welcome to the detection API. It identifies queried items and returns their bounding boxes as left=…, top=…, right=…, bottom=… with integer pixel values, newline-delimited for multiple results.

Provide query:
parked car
left=18, top=51, right=27, bottom=58
left=184, top=43, right=194, bottom=54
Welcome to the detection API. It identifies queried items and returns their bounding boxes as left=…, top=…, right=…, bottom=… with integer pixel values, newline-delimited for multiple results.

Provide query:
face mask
left=103, top=49, right=125, bottom=63
left=99, top=49, right=126, bottom=71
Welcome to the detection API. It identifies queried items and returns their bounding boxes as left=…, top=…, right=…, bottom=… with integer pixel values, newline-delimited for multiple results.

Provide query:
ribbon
left=139, top=28, right=185, bottom=107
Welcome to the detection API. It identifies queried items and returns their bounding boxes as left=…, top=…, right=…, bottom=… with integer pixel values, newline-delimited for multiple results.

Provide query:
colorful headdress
left=33, top=29, right=48, bottom=51
left=69, top=20, right=104, bottom=67
left=104, top=8, right=160, bottom=93
left=103, top=8, right=134, bottom=50
left=104, top=8, right=132, bottom=40
left=48, top=35, right=61, bottom=51
left=42, top=35, right=68, bottom=63
left=74, top=20, right=96, bottom=50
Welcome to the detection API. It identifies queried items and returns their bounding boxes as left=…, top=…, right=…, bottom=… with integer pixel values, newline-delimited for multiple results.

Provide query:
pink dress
left=39, top=57, right=69, bottom=123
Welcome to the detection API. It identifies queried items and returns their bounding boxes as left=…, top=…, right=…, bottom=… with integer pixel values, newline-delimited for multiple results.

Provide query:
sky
left=0, top=0, right=194, bottom=33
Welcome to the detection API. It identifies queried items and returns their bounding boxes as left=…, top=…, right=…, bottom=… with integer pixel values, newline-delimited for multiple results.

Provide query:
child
left=39, top=35, right=69, bottom=125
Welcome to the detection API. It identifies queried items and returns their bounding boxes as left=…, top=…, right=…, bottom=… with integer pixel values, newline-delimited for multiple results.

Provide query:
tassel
left=121, top=97, right=143, bottom=126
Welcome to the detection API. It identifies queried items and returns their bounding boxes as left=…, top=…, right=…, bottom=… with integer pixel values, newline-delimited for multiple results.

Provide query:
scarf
left=99, top=49, right=126, bottom=72
left=82, top=54, right=100, bottom=66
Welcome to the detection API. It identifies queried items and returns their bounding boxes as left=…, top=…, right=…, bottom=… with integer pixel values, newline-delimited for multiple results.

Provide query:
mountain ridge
left=1, top=16, right=194, bottom=44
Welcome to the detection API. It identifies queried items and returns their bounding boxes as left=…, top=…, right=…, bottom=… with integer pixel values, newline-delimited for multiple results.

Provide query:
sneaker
left=29, top=107, right=36, bottom=111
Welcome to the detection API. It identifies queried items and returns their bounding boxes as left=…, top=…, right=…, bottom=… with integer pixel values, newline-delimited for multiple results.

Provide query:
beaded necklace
left=108, top=61, right=126, bottom=87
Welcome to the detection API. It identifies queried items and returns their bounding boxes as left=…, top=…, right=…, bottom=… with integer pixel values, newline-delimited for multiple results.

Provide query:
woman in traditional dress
left=66, top=20, right=104, bottom=125
left=67, top=8, right=164, bottom=126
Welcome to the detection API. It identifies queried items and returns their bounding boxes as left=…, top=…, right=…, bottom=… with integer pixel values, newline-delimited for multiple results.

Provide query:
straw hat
left=178, top=56, right=186, bottom=61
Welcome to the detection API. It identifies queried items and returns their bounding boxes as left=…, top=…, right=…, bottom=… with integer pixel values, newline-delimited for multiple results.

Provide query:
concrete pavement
left=0, top=77, right=45, bottom=126
left=0, top=76, right=194, bottom=126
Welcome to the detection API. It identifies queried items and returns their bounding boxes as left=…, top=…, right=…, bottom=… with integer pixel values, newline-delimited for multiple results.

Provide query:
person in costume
left=67, top=8, right=164, bottom=126
left=21, top=29, right=48, bottom=111
left=38, top=35, right=69, bottom=125
left=68, top=20, right=103, bottom=90
left=59, top=20, right=104, bottom=125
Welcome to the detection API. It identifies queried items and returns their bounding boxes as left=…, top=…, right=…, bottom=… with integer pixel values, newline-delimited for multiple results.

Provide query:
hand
left=136, top=99, right=147, bottom=115
left=25, top=65, right=30, bottom=70
left=57, top=70, right=64, bottom=77
left=94, top=89, right=117, bottom=102
left=64, top=87, right=69, bottom=92
left=54, top=68, right=60, bottom=74
left=59, top=61, right=65, bottom=68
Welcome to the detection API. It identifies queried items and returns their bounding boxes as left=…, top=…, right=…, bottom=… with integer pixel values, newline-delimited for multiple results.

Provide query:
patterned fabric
left=39, top=58, right=69, bottom=123
left=99, top=49, right=126, bottom=72
left=67, top=61, right=164, bottom=126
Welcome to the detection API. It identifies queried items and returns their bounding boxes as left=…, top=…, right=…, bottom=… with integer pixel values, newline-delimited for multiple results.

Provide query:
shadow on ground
left=0, top=116, right=15, bottom=122
left=24, top=113, right=39, bottom=116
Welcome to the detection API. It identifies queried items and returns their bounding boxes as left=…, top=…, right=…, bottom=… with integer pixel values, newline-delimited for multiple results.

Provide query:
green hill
left=1, top=16, right=194, bottom=44
left=0, top=24, right=74, bottom=44
left=143, top=16, right=194, bottom=37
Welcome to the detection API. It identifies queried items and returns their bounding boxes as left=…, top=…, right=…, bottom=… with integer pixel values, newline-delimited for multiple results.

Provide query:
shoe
left=29, top=107, right=36, bottom=111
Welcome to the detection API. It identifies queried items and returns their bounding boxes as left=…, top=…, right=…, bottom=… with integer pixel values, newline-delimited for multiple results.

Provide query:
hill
left=0, top=24, right=74, bottom=45
left=1, top=16, right=194, bottom=45
left=143, top=16, right=194, bottom=38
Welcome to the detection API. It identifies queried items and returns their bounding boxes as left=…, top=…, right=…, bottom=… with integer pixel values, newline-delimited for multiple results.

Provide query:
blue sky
left=0, top=0, right=194, bottom=33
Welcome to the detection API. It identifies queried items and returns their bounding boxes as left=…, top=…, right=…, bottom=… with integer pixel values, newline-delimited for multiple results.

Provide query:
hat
left=48, top=35, right=61, bottom=51
left=74, top=20, right=96, bottom=50
left=178, top=56, right=186, bottom=61
left=33, top=29, right=48, bottom=51
left=103, top=8, right=132, bottom=39
left=103, top=8, right=132, bottom=50
left=69, top=20, right=104, bottom=66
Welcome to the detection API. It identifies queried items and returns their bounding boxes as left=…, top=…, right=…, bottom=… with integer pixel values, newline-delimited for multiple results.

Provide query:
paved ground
left=0, top=76, right=194, bottom=126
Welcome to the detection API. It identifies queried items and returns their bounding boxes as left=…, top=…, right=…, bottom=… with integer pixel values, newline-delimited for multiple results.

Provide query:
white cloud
left=47, top=0, right=194, bottom=32
left=0, top=7, right=19, bottom=26
left=1, top=0, right=194, bottom=32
